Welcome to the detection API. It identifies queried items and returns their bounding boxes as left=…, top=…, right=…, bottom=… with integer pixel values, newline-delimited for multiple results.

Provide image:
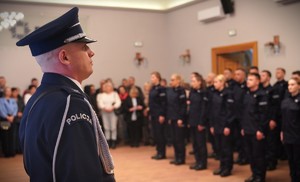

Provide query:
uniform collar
left=65, top=76, right=83, bottom=92
left=41, top=73, right=83, bottom=93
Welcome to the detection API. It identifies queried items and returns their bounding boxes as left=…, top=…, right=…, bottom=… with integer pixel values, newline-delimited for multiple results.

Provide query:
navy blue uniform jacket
left=232, top=81, right=247, bottom=121
left=19, top=73, right=115, bottom=182
left=149, top=84, right=167, bottom=120
left=166, top=86, right=187, bottom=122
left=188, top=88, right=208, bottom=127
left=241, top=89, right=269, bottom=135
left=272, top=80, right=288, bottom=123
left=281, top=93, right=300, bottom=144
left=209, top=88, right=235, bottom=134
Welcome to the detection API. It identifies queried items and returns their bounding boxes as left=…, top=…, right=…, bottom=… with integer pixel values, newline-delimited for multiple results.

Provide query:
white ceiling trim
left=3, top=0, right=201, bottom=11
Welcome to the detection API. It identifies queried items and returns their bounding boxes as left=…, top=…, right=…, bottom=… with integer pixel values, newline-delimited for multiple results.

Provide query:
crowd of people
left=0, top=67, right=300, bottom=182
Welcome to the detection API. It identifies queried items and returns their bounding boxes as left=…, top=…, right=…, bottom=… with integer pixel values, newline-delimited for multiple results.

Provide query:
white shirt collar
left=65, top=76, right=83, bottom=92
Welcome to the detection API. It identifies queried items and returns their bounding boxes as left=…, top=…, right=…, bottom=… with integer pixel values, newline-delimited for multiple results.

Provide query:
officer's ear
left=58, top=49, right=71, bottom=65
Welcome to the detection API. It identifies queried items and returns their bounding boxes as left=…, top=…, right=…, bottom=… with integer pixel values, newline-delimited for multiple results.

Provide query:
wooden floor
left=0, top=144, right=290, bottom=182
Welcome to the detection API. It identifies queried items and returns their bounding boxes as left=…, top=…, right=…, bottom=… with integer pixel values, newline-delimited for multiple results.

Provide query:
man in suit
left=17, top=7, right=115, bottom=182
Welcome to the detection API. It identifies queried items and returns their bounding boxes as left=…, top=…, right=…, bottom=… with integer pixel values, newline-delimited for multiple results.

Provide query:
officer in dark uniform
left=281, top=78, right=300, bottom=182
left=17, top=7, right=115, bottom=182
left=205, top=73, right=218, bottom=159
left=242, top=73, right=269, bottom=182
left=232, top=68, right=249, bottom=165
left=188, top=73, right=208, bottom=170
left=167, top=74, right=187, bottom=165
left=224, top=68, right=236, bottom=90
left=210, top=74, right=235, bottom=177
left=260, top=70, right=279, bottom=171
left=149, top=71, right=167, bottom=160
left=272, top=67, right=288, bottom=161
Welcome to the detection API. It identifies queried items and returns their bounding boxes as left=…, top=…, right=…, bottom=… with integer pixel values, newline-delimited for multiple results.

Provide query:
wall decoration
left=134, top=52, right=146, bottom=66
left=265, top=35, right=280, bottom=55
left=179, top=49, right=191, bottom=63
left=9, top=20, right=31, bottom=39
left=0, top=11, right=25, bottom=31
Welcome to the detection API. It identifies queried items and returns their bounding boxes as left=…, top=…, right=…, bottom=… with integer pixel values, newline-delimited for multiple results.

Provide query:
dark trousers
left=244, top=134, right=267, bottom=180
left=142, top=116, right=151, bottom=144
left=165, top=122, right=173, bottom=145
left=214, top=133, right=233, bottom=171
left=170, top=120, right=186, bottom=161
left=190, top=126, right=207, bottom=165
left=0, top=122, right=16, bottom=157
left=151, top=118, right=166, bottom=156
left=233, top=120, right=248, bottom=160
left=128, top=120, right=141, bottom=146
left=284, top=143, right=300, bottom=182
left=206, top=121, right=217, bottom=154
left=266, top=127, right=280, bottom=166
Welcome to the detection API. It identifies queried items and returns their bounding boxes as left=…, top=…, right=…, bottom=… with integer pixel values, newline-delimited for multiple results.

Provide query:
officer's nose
left=89, top=49, right=95, bottom=58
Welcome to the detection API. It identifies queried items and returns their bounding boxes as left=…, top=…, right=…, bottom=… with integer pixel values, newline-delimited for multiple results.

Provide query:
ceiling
left=5, top=0, right=201, bottom=11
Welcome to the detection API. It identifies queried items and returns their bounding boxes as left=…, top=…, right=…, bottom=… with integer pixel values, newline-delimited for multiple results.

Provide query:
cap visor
left=73, top=37, right=97, bottom=44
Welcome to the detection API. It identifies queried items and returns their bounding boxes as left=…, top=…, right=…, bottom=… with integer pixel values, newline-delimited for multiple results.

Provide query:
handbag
left=0, top=121, right=11, bottom=130
left=113, top=92, right=122, bottom=115
left=114, top=107, right=122, bottom=115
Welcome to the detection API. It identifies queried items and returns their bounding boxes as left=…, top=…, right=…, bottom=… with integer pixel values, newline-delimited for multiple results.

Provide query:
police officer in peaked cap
left=17, top=7, right=115, bottom=182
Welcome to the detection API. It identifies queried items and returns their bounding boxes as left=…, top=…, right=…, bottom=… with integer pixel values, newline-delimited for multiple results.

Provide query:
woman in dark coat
left=281, top=78, right=300, bottom=182
left=210, top=74, right=235, bottom=177
left=124, top=86, right=145, bottom=147
left=166, top=73, right=187, bottom=165
left=188, top=72, right=208, bottom=170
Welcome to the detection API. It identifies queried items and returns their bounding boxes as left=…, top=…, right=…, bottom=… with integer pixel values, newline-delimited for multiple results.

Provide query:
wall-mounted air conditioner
left=197, top=6, right=225, bottom=23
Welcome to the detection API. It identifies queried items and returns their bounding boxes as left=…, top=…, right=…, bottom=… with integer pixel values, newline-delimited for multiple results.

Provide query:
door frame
left=211, top=41, right=258, bottom=74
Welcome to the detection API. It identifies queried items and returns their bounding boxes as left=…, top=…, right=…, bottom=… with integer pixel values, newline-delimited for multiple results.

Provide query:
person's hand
left=143, top=109, right=148, bottom=117
left=7, top=116, right=14, bottom=122
left=280, top=131, right=283, bottom=143
left=256, top=131, right=265, bottom=140
left=197, top=125, right=205, bottom=131
left=241, top=129, right=245, bottom=136
left=269, top=120, right=277, bottom=130
left=159, top=116, right=165, bottom=124
left=105, top=107, right=113, bottom=112
left=177, top=120, right=184, bottom=127
left=224, top=127, right=230, bottom=136
left=136, top=105, right=143, bottom=110
left=17, top=112, right=23, bottom=118
left=129, top=107, right=135, bottom=112
left=210, top=127, right=214, bottom=135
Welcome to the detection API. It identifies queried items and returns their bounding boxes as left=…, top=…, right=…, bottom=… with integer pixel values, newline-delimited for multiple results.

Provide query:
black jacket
left=123, top=96, right=145, bottom=122
left=281, top=93, right=300, bottom=144
left=241, top=88, right=269, bottom=135
left=149, top=84, right=167, bottom=119
left=19, top=73, right=115, bottom=182
left=188, top=88, right=208, bottom=127
left=272, top=80, right=288, bottom=122
left=261, top=84, right=278, bottom=122
left=209, top=88, right=235, bottom=134
left=226, top=79, right=236, bottom=91
left=166, top=86, right=187, bottom=121
left=232, top=81, right=248, bottom=121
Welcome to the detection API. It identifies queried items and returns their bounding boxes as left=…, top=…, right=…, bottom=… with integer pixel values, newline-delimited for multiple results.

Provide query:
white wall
left=1, top=0, right=300, bottom=92
left=165, top=0, right=300, bottom=83
left=0, top=3, right=168, bottom=91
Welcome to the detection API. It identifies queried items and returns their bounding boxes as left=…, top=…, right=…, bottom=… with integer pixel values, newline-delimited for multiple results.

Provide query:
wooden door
left=217, top=55, right=241, bottom=74
left=212, top=42, right=258, bottom=74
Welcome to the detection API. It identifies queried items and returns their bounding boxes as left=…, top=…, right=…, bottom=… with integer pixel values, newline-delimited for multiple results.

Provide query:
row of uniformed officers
left=148, top=69, right=300, bottom=182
